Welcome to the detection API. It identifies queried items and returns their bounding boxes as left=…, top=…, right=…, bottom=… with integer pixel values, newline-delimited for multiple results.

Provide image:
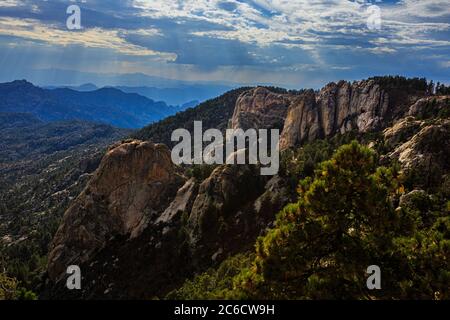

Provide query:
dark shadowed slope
left=0, top=80, right=176, bottom=129
left=0, top=114, right=129, bottom=290
left=131, top=87, right=251, bottom=147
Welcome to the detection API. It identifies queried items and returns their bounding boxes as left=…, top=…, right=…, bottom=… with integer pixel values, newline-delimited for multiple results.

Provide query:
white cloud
left=0, top=17, right=176, bottom=59
left=0, top=0, right=23, bottom=7
left=133, top=0, right=450, bottom=53
left=388, top=0, right=450, bottom=19
left=0, top=0, right=449, bottom=85
left=2, top=1, right=449, bottom=60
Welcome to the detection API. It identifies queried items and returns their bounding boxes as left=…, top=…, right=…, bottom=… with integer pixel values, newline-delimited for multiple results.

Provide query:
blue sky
left=0, top=0, right=449, bottom=88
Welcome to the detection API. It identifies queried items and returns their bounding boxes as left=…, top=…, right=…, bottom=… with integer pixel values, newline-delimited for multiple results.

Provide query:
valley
left=0, top=76, right=449, bottom=300
left=0, top=113, right=130, bottom=292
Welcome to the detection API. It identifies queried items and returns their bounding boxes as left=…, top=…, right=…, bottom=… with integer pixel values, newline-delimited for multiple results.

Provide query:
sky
left=0, top=0, right=449, bottom=89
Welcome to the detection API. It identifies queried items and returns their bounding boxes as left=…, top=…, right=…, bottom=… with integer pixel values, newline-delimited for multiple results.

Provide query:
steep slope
left=47, top=141, right=185, bottom=283
left=43, top=77, right=448, bottom=299
left=44, top=155, right=287, bottom=299
left=231, top=87, right=293, bottom=131
left=0, top=114, right=129, bottom=290
left=132, top=87, right=251, bottom=148
left=225, top=78, right=428, bottom=150
left=279, top=80, right=390, bottom=148
left=227, top=78, right=427, bottom=150
left=169, top=87, right=449, bottom=300
left=0, top=80, right=176, bottom=129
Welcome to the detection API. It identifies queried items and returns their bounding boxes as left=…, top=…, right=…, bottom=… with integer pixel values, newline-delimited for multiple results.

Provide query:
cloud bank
left=0, top=0, right=448, bottom=87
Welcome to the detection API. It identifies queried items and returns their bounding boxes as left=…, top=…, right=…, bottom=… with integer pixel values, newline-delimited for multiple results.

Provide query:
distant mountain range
left=6, top=68, right=239, bottom=89
left=0, top=113, right=129, bottom=165
left=40, top=76, right=450, bottom=300
left=0, top=80, right=181, bottom=129
left=3, top=67, right=236, bottom=106
left=44, top=83, right=232, bottom=107
left=114, top=85, right=230, bottom=107
left=44, top=83, right=99, bottom=92
left=1, top=76, right=449, bottom=300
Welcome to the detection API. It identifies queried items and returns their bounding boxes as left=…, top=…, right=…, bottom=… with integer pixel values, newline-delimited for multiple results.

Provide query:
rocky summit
left=228, top=79, right=413, bottom=150
left=280, top=80, right=391, bottom=149
left=37, top=77, right=449, bottom=299
left=47, top=141, right=184, bottom=283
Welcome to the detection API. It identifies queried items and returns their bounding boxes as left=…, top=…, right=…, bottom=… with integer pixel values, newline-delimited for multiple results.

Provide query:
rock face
left=47, top=140, right=184, bottom=282
left=231, top=87, right=292, bottom=131
left=279, top=90, right=320, bottom=148
left=388, top=119, right=450, bottom=170
left=45, top=155, right=284, bottom=299
left=383, top=117, right=424, bottom=148
left=44, top=79, right=446, bottom=299
left=156, top=178, right=198, bottom=225
left=408, top=95, right=450, bottom=119
left=280, top=80, right=390, bottom=149
left=187, top=165, right=270, bottom=265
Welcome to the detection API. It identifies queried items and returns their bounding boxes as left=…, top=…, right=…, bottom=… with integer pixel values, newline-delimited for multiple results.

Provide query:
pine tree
left=230, top=142, right=448, bottom=299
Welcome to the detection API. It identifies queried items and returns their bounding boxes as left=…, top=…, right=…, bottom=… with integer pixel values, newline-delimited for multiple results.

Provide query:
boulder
left=47, top=140, right=184, bottom=282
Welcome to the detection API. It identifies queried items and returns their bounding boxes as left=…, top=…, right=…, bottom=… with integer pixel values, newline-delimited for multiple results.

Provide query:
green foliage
left=16, top=287, right=38, bottom=300
left=370, top=76, right=429, bottom=93
left=234, top=142, right=448, bottom=299
left=232, top=142, right=400, bottom=299
left=280, top=132, right=386, bottom=194
left=0, top=272, right=36, bottom=300
left=132, top=88, right=251, bottom=147
left=0, top=235, right=49, bottom=291
left=0, top=268, right=38, bottom=301
left=414, top=98, right=450, bottom=120
left=174, top=142, right=449, bottom=300
left=259, top=86, right=309, bottom=96
left=370, top=76, right=431, bottom=110
left=0, top=115, right=122, bottom=295
left=0, top=272, right=19, bottom=300
left=435, top=82, right=450, bottom=95
left=186, top=164, right=218, bottom=182
left=166, top=253, right=254, bottom=300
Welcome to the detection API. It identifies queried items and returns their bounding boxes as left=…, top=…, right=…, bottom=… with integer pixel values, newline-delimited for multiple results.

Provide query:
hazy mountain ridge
left=0, top=80, right=176, bottom=129
left=44, top=84, right=202, bottom=111
left=45, top=83, right=230, bottom=110
left=115, top=85, right=232, bottom=107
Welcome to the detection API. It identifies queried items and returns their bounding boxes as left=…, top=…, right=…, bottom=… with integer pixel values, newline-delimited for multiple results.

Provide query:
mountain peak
left=1, top=79, right=35, bottom=88
left=0, top=80, right=175, bottom=128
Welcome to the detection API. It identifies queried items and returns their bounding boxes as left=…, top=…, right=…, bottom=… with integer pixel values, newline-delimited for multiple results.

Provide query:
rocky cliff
left=44, top=78, right=448, bottom=299
left=47, top=141, right=184, bottom=283
left=229, top=80, right=399, bottom=150
left=231, top=80, right=426, bottom=150
left=231, top=87, right=292, bottom=131
left=280, top=80, right=391, bottom=149
left=45, top=145, right=288, bottom=298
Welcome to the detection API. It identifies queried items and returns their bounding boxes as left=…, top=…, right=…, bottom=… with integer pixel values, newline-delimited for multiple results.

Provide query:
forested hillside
left=0, top=115, right=129, bottom=294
